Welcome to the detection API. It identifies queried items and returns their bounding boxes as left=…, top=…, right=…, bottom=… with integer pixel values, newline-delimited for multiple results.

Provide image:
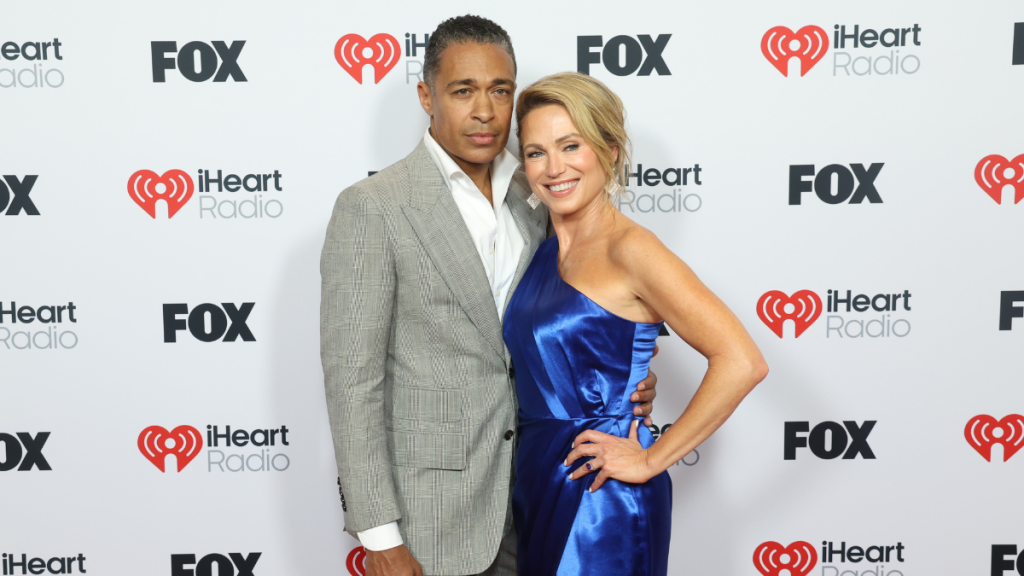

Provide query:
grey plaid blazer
left=320, top=141, right=548, bottom=575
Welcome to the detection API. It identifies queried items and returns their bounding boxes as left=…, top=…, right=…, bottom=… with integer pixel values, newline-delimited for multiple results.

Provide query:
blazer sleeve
left=320, top=185, right=400, bottom=535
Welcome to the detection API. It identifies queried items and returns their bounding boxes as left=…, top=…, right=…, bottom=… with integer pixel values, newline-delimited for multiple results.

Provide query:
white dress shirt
left=357, top=128, right=525, bottom=551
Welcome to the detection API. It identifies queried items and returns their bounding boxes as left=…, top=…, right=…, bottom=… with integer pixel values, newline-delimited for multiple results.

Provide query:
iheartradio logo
left=335, top=34, right=400, bottom=84
left=346, top=546, right=366, bottom=576
left=761, top=26, right=828, bottom=77
left=965, top=414, right=1024, bottom=462
left=757, top=290, right=823, bottom=338
left=127, top=169, right=194, bottom=218
left=975, top=154, right=1024, bottom=204
left=753, top=541, right=818, bottom=576
left=138, top=425, right=203, bottom=472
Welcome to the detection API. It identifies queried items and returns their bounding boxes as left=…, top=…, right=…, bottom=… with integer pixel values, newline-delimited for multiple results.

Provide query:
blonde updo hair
left=515, top=72, right=632, bottom=195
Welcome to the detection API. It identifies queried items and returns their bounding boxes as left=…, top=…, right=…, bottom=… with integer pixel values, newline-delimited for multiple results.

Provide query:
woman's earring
left=605, top=180, right=622, bottom=197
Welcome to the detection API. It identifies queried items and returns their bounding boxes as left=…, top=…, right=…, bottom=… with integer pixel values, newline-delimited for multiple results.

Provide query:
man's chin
left=457, top=146, right=504, bottom=166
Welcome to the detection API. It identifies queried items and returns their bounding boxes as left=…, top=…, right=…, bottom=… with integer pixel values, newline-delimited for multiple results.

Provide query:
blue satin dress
left=503, top=237, right=672, bottom=576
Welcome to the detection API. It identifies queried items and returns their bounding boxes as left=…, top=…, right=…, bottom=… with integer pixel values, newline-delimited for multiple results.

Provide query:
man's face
left=417, top=42, right=516, bottom=170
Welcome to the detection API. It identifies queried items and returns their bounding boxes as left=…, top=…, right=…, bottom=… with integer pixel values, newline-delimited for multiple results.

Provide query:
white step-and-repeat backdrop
left=2, top=1, right=1023, bottom=574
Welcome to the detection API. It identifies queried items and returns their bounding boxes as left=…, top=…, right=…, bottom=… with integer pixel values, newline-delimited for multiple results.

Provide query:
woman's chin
left=542, top=196, right=578, bottom=218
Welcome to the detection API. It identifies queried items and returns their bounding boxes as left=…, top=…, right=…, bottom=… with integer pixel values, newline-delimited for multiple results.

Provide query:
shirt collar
left=422, top=127, right=520, bottom=209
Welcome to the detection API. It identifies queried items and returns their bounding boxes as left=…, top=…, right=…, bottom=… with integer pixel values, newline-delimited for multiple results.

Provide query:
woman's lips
left=544, top=179, right=579, bottom=198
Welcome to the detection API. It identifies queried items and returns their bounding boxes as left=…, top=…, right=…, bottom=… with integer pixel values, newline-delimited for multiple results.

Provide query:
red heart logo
left=127, top=169, right=194, bottom=218
left=974, top=154, right=1024, bottom=204
left=965, top=414, right=1024, bottom=462
left=757, top=290, right=822, bottom=338
left=346, top=547, right=367, bottom=576
left=138, top=425, right=203, bottom=472
left=753, top=541, right=818, bottom=576
left=762, top=26, right=829, bottom=77
left=335, top=34, right=400, bottom=84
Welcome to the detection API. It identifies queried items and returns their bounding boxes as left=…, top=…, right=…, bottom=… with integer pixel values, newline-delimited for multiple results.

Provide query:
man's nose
left=472, top=92, right=495, bottom=123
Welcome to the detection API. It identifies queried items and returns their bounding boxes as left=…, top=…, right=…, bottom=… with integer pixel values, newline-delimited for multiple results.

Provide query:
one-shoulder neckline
left=545, top=238, right=663, bottom=327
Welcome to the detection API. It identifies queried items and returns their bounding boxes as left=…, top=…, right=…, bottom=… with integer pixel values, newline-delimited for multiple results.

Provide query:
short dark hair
left=423, top=15, right=517, bottom=89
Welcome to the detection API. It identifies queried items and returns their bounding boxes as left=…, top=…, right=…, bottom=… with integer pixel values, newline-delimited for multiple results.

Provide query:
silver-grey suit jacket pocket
left=388, top=429, right=467, bottom=470
left=391, top=386, right=464, bottom=424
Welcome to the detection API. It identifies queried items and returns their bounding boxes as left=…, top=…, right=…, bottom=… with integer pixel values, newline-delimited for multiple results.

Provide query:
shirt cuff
left=357, top=522, right=403, bottom=551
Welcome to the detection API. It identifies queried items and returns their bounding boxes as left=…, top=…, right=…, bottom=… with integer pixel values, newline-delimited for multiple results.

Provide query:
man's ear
left=417, top=81, right=434, bottom=117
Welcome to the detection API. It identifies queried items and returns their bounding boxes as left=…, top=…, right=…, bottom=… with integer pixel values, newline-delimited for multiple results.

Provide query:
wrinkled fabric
left=504, top=237, right=672, bottom=576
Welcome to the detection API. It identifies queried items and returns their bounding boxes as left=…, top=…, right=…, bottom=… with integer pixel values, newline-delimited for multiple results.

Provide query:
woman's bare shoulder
left=608, top=220, right=676, bottom=273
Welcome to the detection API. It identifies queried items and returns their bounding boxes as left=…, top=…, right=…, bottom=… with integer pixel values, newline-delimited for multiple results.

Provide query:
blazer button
left=504, top=430, right=514, bottom=441
left=508, top=365, right=515, bottom=379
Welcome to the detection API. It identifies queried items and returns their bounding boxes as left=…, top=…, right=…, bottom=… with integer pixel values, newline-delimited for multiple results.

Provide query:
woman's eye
left=564, top=143, right=579, bottom=152
left=526, top=151, right=542, bottom=158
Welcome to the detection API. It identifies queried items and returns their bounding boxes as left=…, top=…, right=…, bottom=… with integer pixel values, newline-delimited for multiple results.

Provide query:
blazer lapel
left=503, top=173, right=549, bottom=320
left=400, top=143, right=506, bottom=360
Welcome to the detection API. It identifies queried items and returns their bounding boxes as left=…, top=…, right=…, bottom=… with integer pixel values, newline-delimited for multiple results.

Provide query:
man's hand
left=365, top=545, right=423, bottom=576
left=631, top=344, right=659, bottom=426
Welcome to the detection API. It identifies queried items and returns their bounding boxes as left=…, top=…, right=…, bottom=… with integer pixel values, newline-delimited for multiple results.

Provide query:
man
left=321, top=15, right=658, bottom=576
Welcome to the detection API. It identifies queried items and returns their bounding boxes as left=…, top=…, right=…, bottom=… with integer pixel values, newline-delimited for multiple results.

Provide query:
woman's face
left=520, top=104, right=609, bottom=217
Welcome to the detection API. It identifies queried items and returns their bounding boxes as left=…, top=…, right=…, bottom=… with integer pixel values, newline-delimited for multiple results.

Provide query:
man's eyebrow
left=446, top=78, right=477, bottom=89
left=445, top=78, right=515, bottom=89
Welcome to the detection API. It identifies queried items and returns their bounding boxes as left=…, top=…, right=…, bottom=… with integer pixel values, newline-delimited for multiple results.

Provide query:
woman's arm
left=565, top=227, right=768, bottom=491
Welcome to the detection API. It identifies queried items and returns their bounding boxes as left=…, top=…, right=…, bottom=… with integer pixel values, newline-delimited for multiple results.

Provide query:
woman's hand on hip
left=564, top=420, right=654, bottom=492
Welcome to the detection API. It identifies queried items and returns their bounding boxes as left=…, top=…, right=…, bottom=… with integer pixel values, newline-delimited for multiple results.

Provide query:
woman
left=504, top=72, right=769, bottom=575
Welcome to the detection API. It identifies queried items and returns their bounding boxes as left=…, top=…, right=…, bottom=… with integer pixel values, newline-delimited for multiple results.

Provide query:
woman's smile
left=545, top=179, right=580, bottom=197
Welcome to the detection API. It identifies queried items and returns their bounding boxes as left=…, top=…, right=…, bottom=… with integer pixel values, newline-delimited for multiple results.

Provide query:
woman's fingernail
left=571, top=441, right=575, bottom=448
left=588, top=486, right=594, bottom=493
left=564, top=458, right=568, bottom=466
